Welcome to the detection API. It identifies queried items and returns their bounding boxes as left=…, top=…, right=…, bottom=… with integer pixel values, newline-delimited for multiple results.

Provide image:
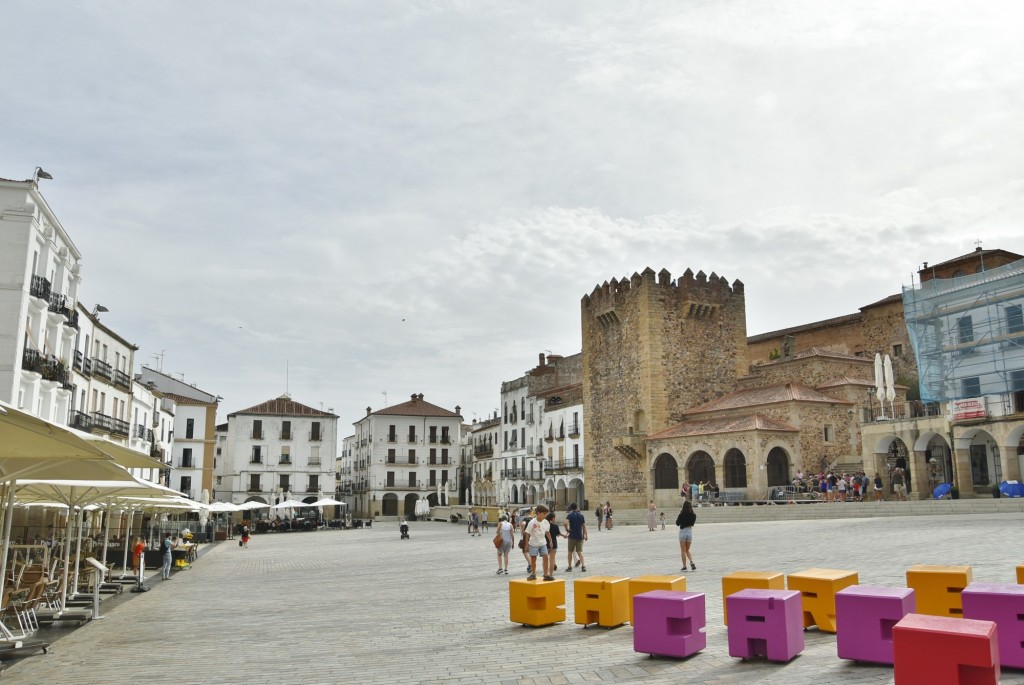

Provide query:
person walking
left=594, top=504, right=603, bottom=532
left=545, top=511, right=562, bottom=573
left=524, top=505, right=553, bottom=581
left=161, top=532, right=175, bottom=580
left=481, top=510, right=489, bottom=533
left=241, top=524, right=250, bottom=548
left=647, top=500, right=657, bottom=531
left=519, top=512, right=534, bottom=572
left=675, top=499, right=697, bottom=571
left=132, top=536, right=146, bottom=577
left=873, top=472, right=884, bottom=501
left=564, top=502, right=588, bottom=572
left=495, top=515, right=514, bottom=575
left=892, top=467, right=907, bottom=501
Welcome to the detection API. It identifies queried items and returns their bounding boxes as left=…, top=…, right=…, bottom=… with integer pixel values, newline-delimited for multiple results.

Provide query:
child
left=545, top=511, right=561, bottom=575
left=659, top=512, right=665, bottom=530
left=524, top=504, right=552, bottom=581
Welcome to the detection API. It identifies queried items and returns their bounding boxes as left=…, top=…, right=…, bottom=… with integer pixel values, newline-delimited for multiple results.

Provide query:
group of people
left=493, top=503, right=588, bottom=580
left=130, top=532, right=184, bottom=581
left=679, top=480, right=718, bottom=504
left=594, top=501, right=613, bottom=530
left=794, top=470, right=890, bottom=502
left=466, top=509, right=489, bottom=535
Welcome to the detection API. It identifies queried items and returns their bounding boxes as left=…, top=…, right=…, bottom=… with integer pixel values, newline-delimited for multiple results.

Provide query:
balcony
left=133, top=423, right=148, bottom=440
left=62, top=305, right=79, bottom=329
left=251, top=430, right=263, bottom=440
left=92, top=358, right=113, bottom=381
left=112, top=417, right=130, bottom=437
left=279, top=456, right=291, bottom=465
left=526, top=413, right=534, bottom=425
left=70, top=410, right=93, bottom=432
left=113, top=369, right=132, bottom=391
left=280, top=430, right=292, bottom=440
left=428, top=435, right=438, bottom=444
left=544, top=458, right=583, bottom=473
left=534, top=445, right=544, bottom=456
left=91, top=412, right=114, bottom=433
left=48, top=292, right=65, bottom=316
left=181, top=458, right=194, bottom=469
left=474, top=444, right=493, bottom=456
left=21, top=348, right=42, bottom=374
left=82, top=357, right=93, bottom=376
left=73, top=350, right=84, bottom=372
left=247, top=483, right=261, bottom=493
left=29, top=274, right=51, bottom=301
left=568, top=422, right=580, bottom=438
left=250, top=456, right=263, bottom=464
left=387, top=434, right=397, bottom=443
left=440, top=436, right=451, bottom=445
left=406, top=434, right=417, bottom=443
left=612, top=433, right=646, bottom=459
left=310, top=430, right=323, bottom=442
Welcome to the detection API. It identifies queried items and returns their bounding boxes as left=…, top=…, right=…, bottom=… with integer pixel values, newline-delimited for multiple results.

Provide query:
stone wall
left=582, top=267, right=747, bottom=509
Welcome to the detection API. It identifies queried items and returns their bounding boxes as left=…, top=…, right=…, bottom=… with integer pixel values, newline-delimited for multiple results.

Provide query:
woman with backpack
left=675, top=499, right=697, bottom=571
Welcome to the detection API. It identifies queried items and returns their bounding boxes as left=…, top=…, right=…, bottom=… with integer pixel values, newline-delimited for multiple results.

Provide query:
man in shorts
left=564, top=502, right=588, bottom=572
left=892, top=467, right=907, bottom=501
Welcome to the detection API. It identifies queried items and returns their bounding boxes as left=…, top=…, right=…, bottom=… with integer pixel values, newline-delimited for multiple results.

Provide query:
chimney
left=366, top=406, right=371, bottom=416
left=455, top=405, right=461, bottom=415
left=539, top=353, right=545, bottom=366
left=411, top=394, right=417, bottom=401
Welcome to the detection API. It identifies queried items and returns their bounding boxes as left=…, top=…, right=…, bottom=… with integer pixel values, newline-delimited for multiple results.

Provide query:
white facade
left=216, top=394, right=338, bottom=507
left=138, top=366, right=219, bottom=500
left=68, top=305, right=138, bottom=443
left=0, top=178, right=82, bottom=423
left=338, top=434, right=357, bottom=510
left=350, top=393, right=462, bottom=518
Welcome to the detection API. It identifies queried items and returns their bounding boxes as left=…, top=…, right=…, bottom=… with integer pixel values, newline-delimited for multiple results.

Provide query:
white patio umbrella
left=884, top=354, right=897, bottom=418
left=873, top=353, right=886, bottom=419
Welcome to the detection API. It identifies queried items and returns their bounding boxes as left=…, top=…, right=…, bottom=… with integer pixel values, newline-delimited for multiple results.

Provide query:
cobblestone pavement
left=6, top=512, right=1024, bottom=684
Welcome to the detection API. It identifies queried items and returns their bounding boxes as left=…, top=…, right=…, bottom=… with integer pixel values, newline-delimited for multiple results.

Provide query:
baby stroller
left=399, top=523, right=410, bottom=539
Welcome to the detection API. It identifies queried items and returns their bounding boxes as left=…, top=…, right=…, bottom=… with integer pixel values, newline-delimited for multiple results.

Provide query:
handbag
left=238, top=540, right=243, bottom=547
left=492, top=532, right=502, bottom=549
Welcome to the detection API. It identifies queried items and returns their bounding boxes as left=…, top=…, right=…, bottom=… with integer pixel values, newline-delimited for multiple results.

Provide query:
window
left=310, top=445, right=320, bottom=466
left=961, top=376, right=981, bottom=398
left=430, top=448, right=437, bottom=464
left=388, top=425, right=397, bottom=442
left=892, top=344, right=903, bottom=357
left=823, top=425, right=834, bottom=443
left=251, top=445, right=263, bottom=464
left=252, top=420, right=263, bottom=439
left=407, top=425, right=415, bottom=443
left=409, top=449, right=416, bottom=464
left=280, top=446, right=291, bottom=464
left=281, top=420, right=291, bottom=440
left=310, top=421, right=322, bottom=441
left=573, top=444, right=580, bottom=467
left=429, top=426, right=437, bottom=443
left=387, top=449, right=396, bottom=464
left=185, top=418, right=194, bottom=439
left=429, top=469, right=436, bottom=486
left=408, top=473, right=416, bottom=487
left=179, top=476, right=191, bottom=495
left=441, top=469, right=448, bottom=485
left=216, top=476, right=222, bottom=485
left=386, top=471, right=395, bottom=487
left=181, top=448, right=193, bottom=468
left=1010, top=370, right=1024, bottom=392
left=308, top=475, right=318, bottom=493
left=441, top=448, right=449, bottom=464
left=1007, top=305, right=1024, bottom=334
left=441, top=426, right=450, bottom=444
left=249, top=474, right=261, bottom=492
left=279, top=474, right=290, bottom=491
left=957, top=315, right=975, bottom=355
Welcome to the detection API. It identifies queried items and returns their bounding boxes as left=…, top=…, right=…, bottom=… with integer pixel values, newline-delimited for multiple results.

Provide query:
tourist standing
left=647, top=500, right=657, bottom=531
left=132, top=536, right=145, bottom=576
left=241, top=524, right=250, bottom=548
left=595, top=504, right=603, bottom=531
left=892, top=468, right=907, bottom=501
left=524, top=504, right=552, bottom=581
left=161, top=532, right=175, bottom=580
left=564, top=502, right=587, bottom=572
left=519, top=512, right=533, bottom=572
left=675, top=499, right=697, bottom=571
left=495, top=515, right=514, bottom=575
left=545, top=511, right=561, bottom=572
left=873, top=472, right=884, bottom=501
left=659, top=512, right=666, bottom=529
left=481, top=510, right=489, bottom=533
left=604, top=501, right=613, bottom=529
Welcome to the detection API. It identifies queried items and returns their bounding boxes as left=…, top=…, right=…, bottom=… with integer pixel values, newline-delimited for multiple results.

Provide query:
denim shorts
left=678, top=527, right=693, bottom=542
left=528, top=544, right=548, bottom=557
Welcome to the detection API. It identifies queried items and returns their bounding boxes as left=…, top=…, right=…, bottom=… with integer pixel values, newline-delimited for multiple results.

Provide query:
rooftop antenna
left=381, top=391, right=388, bottom=407
left=286, top=359, right=289, bottom=396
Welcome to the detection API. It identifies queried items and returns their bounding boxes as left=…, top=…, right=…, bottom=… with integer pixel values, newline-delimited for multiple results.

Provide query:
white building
left=350, top=393, right=462, bottom=519
left=338, top=434, right=357, bottom=509
left=68, top=305, right=138, bottom=442
left=216, top=395, right=338, bottom=506
left=138, top=366, right=220, bottom=500
left=0, top=177, right=82, bottom=422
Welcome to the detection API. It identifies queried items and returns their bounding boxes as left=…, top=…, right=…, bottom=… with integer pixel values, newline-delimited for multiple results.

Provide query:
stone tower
left=581, top=267, right=747, bottom=508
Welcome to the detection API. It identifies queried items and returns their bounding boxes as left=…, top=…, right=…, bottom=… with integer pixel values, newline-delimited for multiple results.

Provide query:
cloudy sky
left=3, top=1, right=1023, bottom=430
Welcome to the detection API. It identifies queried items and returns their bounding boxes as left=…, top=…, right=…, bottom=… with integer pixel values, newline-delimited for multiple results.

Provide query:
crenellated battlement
left=582, top=266, right=745, bottom=312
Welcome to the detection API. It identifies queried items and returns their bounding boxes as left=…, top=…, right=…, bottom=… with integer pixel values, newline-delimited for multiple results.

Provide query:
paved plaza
left=6, top=511, right=1024, bottom=684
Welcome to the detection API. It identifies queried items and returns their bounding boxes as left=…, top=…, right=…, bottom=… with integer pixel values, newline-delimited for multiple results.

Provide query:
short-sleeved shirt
left=525, top=517, right=550, bottom=548
left=566, top=510, right=585, bottom=540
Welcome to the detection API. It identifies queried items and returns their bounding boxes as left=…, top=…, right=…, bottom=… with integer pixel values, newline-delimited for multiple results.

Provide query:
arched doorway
left=766, top=447, right=790, bottom=487
left=686, top=451, right=715, bottom=485
left=403, top=493, right=417, bottom=518
left=381, top=493, right=398, bottom=516
left=723, top=448, right=747, bottom=488
left=920, top=433, right=952, bottom=493
left=887, top=438, right=911, bottom=494
left=653, top=453, right=679, bottom=490
left=427, top=493, right=439, bottom=507
left=511, top=484, right=519, bottom=504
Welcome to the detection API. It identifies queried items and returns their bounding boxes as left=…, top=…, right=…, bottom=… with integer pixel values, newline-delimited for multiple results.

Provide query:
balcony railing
left=280, top=457, right=291, bottom=464
left=113, top=369, right=132, bottom=390
left=21, top=348, right=42, bottom=374
left=133, top=423, right=148, bottom=440
left=406, top=433, right=416, bottom=443
left=474, top=444, right=493, bottom=456
left=310, top=430, right=323, bottom=442
left=429, top=435, right=438, bottom=444
left=866, top=402, right=943, bottom=423
left=568, top=422, right=580, bottom=438
left=48, top=292, right=65, bottom=315
left=250, top=455, right=263, bottom=464
left=70, top=410, right=93, bottom=432
left=112, top=418, right=130, bottom=437
left=251, top=430, right=263, bottom=439
left=92, top=358, right=113, bottom=381
left=30, top=275, right=51, bottom=301
left=82, top=357, right=93, bottom=376
left=247, top=484, right=261, bottom=492
left=62, top=305, right=79, bottom=329
left=74, top=350, right=84, bottom=371
left=534, top=445, right=544, bottom=456
left=181, top=458, right=194, bottom=468
left=91, top=412, right=114, bottom=433
left=280, top=430, right=292, bottom=440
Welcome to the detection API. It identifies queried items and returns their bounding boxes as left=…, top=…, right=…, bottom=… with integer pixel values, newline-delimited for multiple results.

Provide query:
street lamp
left=33, top=167, right=53, bottom=183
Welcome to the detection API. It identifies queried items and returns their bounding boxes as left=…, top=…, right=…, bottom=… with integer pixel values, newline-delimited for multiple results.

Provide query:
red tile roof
left=372, top=394, right=461, bottom=418
left=683, top=382, right=853, bottom=415
left=229, top=395, right=337, bottom=418
left=649, top=413, right=799, bottom=440
left=815, top=375, right=876, bottom=389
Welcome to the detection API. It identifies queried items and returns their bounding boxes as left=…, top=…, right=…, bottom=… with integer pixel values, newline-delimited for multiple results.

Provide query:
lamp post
left=867, top=387, right=877, bottom=421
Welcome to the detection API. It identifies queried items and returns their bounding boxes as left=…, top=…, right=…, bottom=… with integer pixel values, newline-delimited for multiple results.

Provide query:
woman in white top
left=495, top=515, right=515, bottom=575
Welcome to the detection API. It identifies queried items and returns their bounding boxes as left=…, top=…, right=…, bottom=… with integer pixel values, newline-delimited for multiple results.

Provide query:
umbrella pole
left=58, top=496, right=75, bottom=613
left=0, top=480, right=16, bottom=601
left=70, top=508, right=85, bottom=599
left=100, top=503, right=113, bottom=581
left=120, top=506, right=134, bottom=578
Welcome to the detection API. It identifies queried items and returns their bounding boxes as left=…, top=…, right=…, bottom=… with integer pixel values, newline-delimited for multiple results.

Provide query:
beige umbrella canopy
left=0, top=401, right=111, bottom=482
left=69, top=429, right=170, bottom=471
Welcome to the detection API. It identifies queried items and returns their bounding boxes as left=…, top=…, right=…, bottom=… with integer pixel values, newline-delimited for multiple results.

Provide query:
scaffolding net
left=902, top=258, right=1024, bottom=403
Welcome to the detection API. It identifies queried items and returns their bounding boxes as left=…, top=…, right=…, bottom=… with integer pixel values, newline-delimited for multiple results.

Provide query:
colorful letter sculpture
left=906, top=565, right=972, bottom=617
left=1017, top=565, right=1024, bottom=585
left=632, top=590, right=706, bottom=658
left=627, top=574, right=687, bottom=625
left=893, top=613, right=999, bottom=685
left=786, top=567, right=858, bottom=632
left=962, top=582, right=1024, bottom=669
left=574, top=576, right=630, bottom=628
left=509, top=578, right=566, bottom=626
left=721, top=571, right=784, bottom=625
left=725, top=589, right=804, bottom=662
left=835, top=585, right=915, bottom=664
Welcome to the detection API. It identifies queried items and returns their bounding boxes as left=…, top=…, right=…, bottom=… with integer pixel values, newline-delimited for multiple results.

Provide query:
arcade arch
left=723, top=448, right=747, bottom=488
left=686, top=451, right=715, bottom=485
left=766, top=447, right=790, bottom=487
